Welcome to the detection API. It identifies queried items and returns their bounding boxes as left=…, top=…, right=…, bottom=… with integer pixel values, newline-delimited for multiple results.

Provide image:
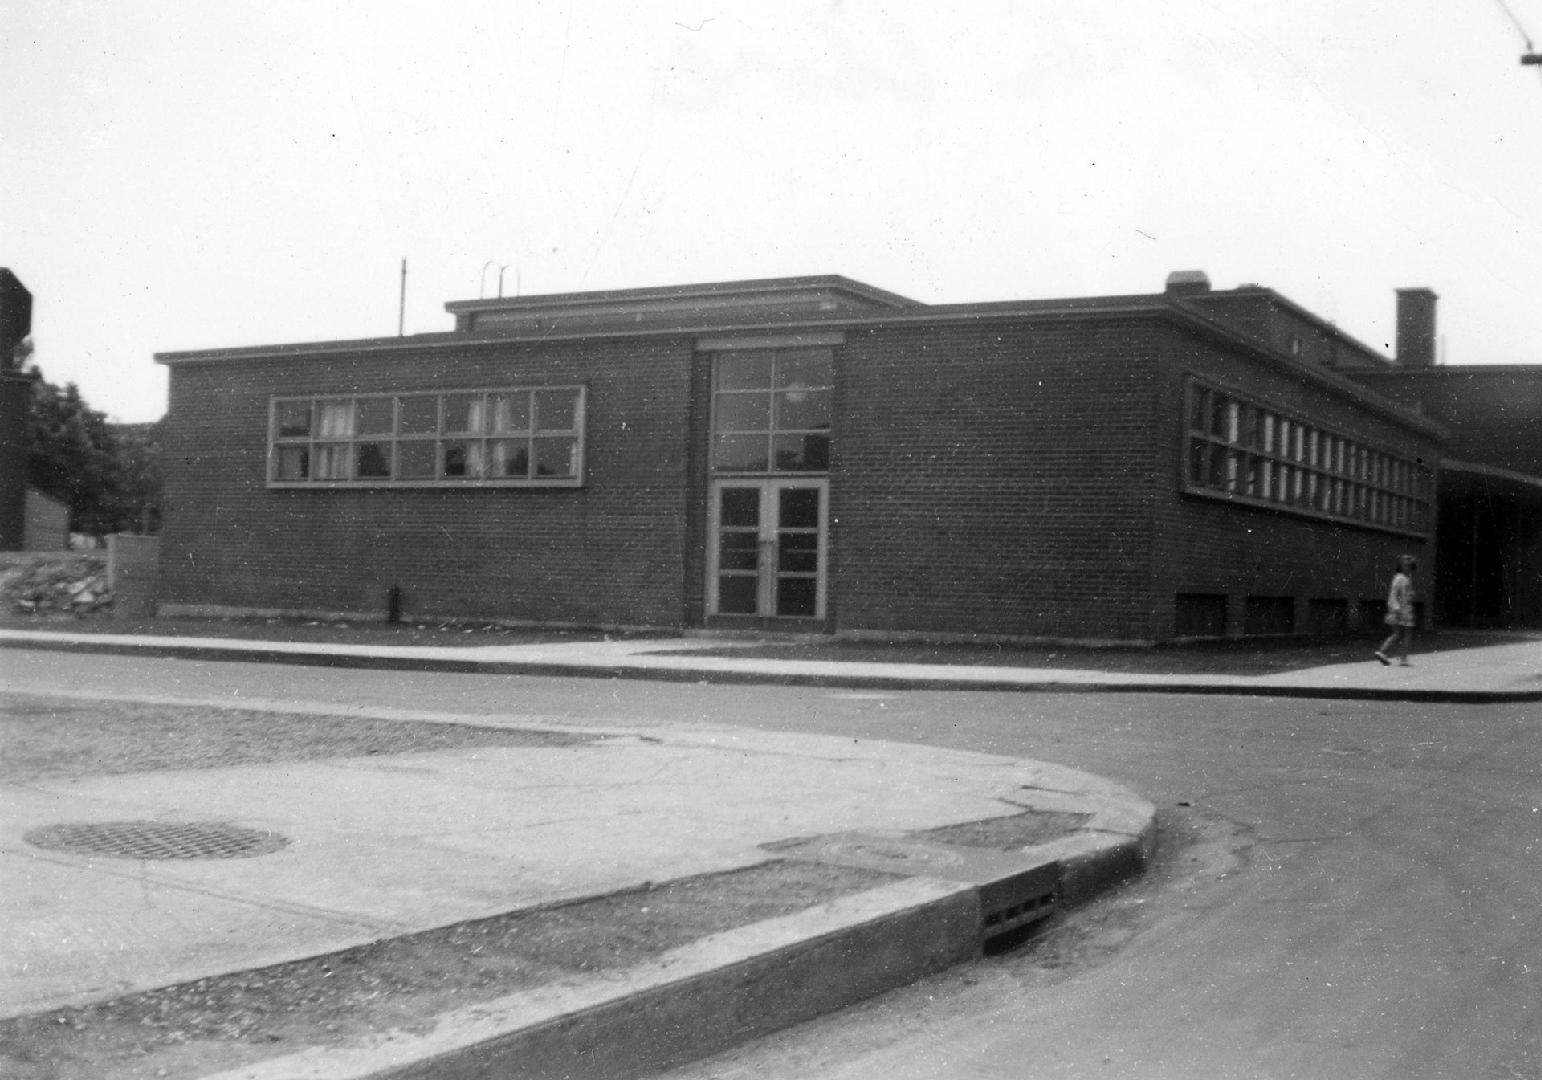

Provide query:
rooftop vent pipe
left=1164, top=270, right=1211, bottom=297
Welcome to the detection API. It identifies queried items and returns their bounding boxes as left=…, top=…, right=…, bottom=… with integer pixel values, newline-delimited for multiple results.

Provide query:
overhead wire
left=1491, top=0, right=1535, bottom=50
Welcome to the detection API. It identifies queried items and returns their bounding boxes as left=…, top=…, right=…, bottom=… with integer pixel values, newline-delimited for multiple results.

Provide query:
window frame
left=709, top=347, right=834, bottom=476
left=267, top=384, right=587, bottom=488
left=1181, top=377, right=1432, bottom=538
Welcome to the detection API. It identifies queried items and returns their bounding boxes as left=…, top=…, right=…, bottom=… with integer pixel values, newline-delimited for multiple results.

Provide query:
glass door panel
left=773, top=486, right=821, bottom=617
left=710, top=481, right=825, bottom=619
left=714, top=484, right=762, bottom=615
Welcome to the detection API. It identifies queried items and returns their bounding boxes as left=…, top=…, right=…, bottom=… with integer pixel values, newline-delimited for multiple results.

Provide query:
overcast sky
left=4, top=0, right=1542, bottom=423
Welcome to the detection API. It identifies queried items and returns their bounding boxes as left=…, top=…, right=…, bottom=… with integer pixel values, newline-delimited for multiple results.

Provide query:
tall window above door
left=711, top=347, right=832, bottom=473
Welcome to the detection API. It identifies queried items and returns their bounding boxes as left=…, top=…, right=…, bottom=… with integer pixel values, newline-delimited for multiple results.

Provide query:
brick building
left=1345, top=320, right=1542, bottom=630
left=154, top=273, right=1446, bottom=643
left=0, top=269, right=34, bottom=551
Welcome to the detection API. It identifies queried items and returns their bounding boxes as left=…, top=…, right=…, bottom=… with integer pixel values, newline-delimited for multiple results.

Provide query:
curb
left=204, top=815, right=1156, bottom=1080
left=3, top=635, right=1539, bottom=703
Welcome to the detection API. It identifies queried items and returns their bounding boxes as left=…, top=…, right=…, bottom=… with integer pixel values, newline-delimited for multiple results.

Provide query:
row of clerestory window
left=268, top=386, right=585, bottom=486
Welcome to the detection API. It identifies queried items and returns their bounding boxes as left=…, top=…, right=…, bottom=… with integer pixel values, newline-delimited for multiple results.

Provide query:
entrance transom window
left=711, top=348, right=832, bottom=474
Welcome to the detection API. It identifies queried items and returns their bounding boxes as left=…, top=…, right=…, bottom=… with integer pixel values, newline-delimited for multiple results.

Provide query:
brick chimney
left=1395, top=287, right=1438, bottom=367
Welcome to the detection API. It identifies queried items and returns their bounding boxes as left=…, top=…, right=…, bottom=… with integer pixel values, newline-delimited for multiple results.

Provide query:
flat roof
left=151, top=275, right=1444, bottom=439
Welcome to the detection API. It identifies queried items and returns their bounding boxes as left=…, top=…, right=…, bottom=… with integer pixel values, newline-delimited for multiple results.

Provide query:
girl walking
left=1375, top=555, right=1418, bottom=666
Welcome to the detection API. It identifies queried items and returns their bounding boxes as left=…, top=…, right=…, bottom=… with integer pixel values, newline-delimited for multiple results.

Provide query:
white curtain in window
left=318, top=401, right=353, bottom=437
left=490, top=394, right=516, bottom=433
left=314, top=445, right=349, bottom=479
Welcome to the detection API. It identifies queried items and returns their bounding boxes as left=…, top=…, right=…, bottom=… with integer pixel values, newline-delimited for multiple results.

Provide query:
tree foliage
left=24, top=364, right=162, bottom=536
left=110, top=420, right=164, bottom=534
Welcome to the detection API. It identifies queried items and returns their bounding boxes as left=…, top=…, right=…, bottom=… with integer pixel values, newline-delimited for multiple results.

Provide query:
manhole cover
left=24, top=821, right=289, bottom=860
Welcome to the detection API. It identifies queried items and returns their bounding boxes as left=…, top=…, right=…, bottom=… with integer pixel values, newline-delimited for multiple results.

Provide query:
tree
left=24, top=366, right=160, bottom=536
left=110, top=420, right=164, bottom=534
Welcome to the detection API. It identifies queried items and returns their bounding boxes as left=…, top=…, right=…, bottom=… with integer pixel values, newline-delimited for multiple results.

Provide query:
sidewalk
left=1, top=628, right=1162, bottom=1080
left=2, top=623, right=1540, bottom=700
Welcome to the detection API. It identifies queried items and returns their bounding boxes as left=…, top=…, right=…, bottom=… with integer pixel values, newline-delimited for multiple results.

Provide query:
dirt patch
left=6, top=615, right=1535, bottom=679
left=1019, top=806, right=1249, bottom=972
left=916, top=809, right=1091, bottom=849
left=663, top=630, right=1537, bottom=676
left=0, top=860, right=895, bottom=1080
left=0, top=611, right=648, bottom=649
left=0, top=694, right=590, bottom=783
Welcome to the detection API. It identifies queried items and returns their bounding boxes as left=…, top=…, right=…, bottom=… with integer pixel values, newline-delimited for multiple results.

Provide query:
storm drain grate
left=24, top=820, right=290, bottom=860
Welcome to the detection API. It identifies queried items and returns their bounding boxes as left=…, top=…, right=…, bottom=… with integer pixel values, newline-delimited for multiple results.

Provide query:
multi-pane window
left=1184, top=379, right=1431, bottom=535
left=711, top=348, right=832, bottom=473
left=269, top=386, right=585, bottom=486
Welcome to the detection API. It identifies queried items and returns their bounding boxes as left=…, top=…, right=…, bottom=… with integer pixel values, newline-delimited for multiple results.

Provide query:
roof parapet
left=444, top=275, right=922, bottom=335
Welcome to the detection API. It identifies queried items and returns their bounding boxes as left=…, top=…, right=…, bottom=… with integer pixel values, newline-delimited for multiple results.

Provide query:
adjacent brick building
left=155, top=273, right=1447, bottom=643
left=1348, top=350, right=1542, bottom=630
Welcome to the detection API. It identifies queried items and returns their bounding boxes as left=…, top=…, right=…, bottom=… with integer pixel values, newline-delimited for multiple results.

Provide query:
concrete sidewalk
left=2, top=625, right=1540, bottom=700
left=1, top=699, right=1152, bottom=1080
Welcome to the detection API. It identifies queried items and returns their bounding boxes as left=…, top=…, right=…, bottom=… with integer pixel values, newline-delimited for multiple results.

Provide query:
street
left=3, top=649, right=1540, bottom=1078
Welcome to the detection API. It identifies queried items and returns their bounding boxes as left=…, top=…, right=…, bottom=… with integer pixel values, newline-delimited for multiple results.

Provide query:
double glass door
left=710, top=480, right=826, bottom=620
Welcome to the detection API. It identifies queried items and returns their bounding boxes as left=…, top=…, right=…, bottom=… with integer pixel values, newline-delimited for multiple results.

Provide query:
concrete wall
left=108, top=534, right=160, bottom=618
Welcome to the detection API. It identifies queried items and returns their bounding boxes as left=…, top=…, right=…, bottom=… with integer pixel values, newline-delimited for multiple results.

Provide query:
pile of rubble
left=0, top=555, right=113, bottom=617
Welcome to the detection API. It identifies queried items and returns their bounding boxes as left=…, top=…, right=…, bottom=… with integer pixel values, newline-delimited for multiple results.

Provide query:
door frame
left=706, top=478, right=829, bottom=623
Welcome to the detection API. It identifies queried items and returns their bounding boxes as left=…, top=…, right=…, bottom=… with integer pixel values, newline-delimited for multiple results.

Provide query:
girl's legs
left=1377, top=628, right=1399, bottom=658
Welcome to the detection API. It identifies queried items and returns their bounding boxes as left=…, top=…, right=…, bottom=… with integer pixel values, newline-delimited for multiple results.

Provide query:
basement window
left=268, top=385, right=586, bottom=488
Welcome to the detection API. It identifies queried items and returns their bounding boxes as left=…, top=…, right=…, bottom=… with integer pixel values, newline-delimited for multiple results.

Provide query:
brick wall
left=826, top=314, right=1439, bottom=642
left=1151, top=327, right=1442, bottom=637
left=159, top=337, right=695, bottom=627
left=160, top=309, right=1449, bottom=641
left=1352, top=368, right=1542, bottom=477
left=830, top=318, right=1163, bottom=640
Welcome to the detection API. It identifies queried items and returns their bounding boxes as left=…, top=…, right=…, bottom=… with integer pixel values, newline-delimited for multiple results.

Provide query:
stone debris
left=0, top=555, right=113, bottom=617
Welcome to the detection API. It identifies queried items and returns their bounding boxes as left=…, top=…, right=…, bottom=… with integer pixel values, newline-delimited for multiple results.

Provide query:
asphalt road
left=3, top=650, right=1539, bottom=1079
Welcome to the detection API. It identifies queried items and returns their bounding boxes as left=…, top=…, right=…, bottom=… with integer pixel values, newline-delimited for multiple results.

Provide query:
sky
left=4, top=0, right=1542, bottom=423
